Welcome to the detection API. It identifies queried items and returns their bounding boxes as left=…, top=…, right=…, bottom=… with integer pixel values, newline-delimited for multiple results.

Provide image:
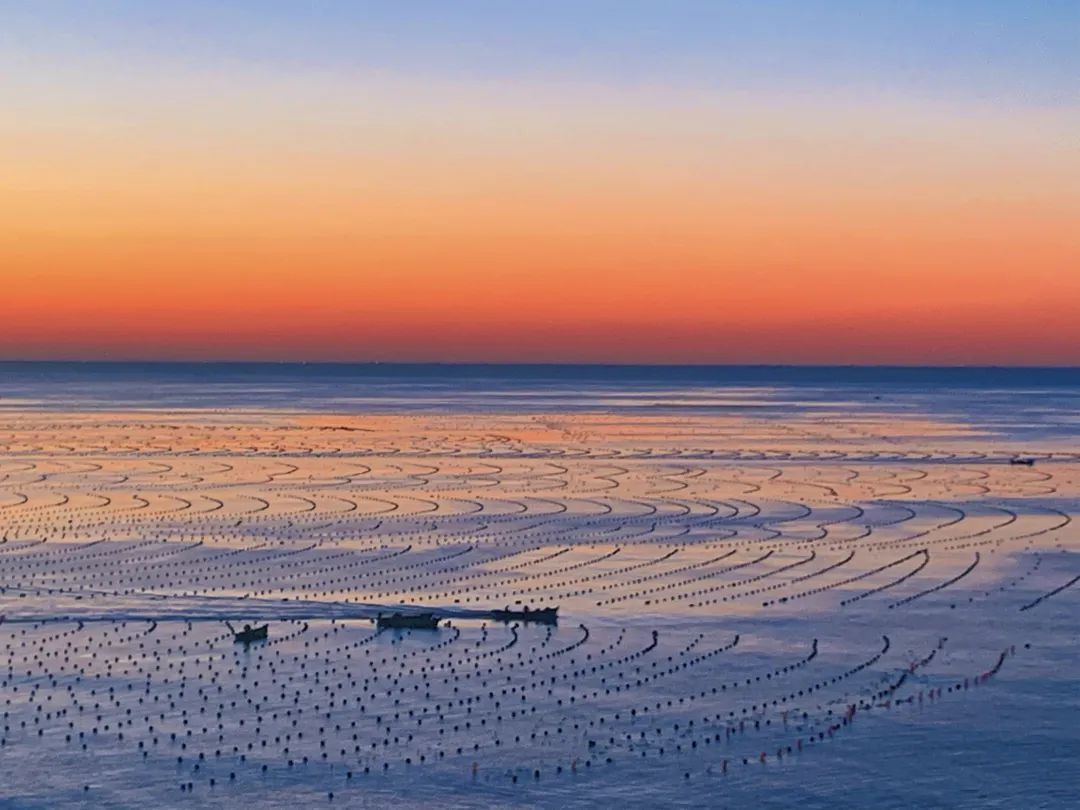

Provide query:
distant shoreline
left=1, top=360, right=1077, bottom=371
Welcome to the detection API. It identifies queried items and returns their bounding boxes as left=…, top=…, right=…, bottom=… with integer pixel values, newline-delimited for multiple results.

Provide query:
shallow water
left=0, top=364, right=1077, bottom=808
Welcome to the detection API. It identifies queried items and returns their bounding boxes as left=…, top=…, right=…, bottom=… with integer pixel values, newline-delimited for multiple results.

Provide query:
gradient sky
left=2, top=2, right=1078, bottom=364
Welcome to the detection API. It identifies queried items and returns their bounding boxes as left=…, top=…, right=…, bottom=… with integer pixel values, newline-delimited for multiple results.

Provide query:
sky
left=1, top=1, right=1078, bottom=365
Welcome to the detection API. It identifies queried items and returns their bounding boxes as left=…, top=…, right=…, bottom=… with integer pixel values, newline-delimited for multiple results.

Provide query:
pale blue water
left=0, top=363, right=1077, bottom=808
left=2, top=362, right=1080, bottom=441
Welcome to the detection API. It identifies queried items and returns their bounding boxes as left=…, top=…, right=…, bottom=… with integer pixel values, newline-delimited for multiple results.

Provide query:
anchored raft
left=492, top=606, right=559, bottom=625
left=376, top=612, right=441, bottom=630
left=226, top=622, right=269, bottom=643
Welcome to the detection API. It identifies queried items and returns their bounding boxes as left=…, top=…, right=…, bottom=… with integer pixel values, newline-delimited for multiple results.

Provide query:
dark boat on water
left=492, top=606, right=558, bottom=625
left=376, top=612, right=441, bottom=630
left=227, top=622, right=269, bottom=643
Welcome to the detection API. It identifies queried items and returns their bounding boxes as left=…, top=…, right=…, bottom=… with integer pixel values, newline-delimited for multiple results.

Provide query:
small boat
left=376, top=612, right=441, bottom=630
left=1009, top=458, right=1036, bottom=466
left=492, top=606, right=559, bottom=625
left=227, top=622, right=269, bottom=644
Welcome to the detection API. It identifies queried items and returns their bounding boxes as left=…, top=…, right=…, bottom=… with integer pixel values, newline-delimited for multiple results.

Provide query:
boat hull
left=376, top=613, right=441, bottom=630
left=492, top=607, right=558, bottom=625
left=232, top=624, right=269, bottom=643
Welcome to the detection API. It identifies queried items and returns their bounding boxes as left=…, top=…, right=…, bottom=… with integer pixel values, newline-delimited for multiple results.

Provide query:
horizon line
left=2, top=359, right=1078, bottom=371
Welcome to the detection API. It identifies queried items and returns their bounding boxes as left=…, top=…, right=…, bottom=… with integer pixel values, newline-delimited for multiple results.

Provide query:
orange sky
left=2, top=68, right=1078, bottom=364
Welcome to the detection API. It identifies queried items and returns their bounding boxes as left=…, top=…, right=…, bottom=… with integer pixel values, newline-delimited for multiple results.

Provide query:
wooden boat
left=376, top=612, right=440, bottom=630
left=1009, top=458, right=1036, bottom=466
left=492, top=606, right=558, bottom=625
left=227, top=622, right=268, bottom=643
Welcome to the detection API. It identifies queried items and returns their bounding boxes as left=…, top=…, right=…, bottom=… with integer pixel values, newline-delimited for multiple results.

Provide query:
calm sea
left=1, top=362, right=1078, bottom=439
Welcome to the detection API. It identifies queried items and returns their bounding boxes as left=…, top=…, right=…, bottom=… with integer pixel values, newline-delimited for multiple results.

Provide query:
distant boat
left=492, top=606, right=559, bottom=625
left=1009, top=458, right=1036, bottom=466
left=227, top=622, right=268, bottom=643
left=376, top=612, right=441, bottom=630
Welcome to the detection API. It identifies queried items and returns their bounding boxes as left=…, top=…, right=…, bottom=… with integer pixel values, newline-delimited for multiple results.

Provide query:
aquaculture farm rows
left=0, top=412, right=1077, bottom=807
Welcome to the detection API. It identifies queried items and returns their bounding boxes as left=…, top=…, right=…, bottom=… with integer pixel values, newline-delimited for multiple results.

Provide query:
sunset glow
left=2, top=3, right=1077, bottom=364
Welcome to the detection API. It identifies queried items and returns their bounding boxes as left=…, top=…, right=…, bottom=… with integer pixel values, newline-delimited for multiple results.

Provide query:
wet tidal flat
left=0, top=407, right=1077, bottom=808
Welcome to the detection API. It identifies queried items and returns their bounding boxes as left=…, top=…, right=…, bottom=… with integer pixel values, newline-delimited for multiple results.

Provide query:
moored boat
left=492, top=605, right=558, bottom=625
left=376, top=612, right=441, bottom=630
left=227, top=622, right=269, bottom=643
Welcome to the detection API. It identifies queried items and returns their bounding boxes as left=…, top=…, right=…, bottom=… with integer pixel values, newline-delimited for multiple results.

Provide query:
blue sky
left=3, top=1, right=1077, bottom=105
